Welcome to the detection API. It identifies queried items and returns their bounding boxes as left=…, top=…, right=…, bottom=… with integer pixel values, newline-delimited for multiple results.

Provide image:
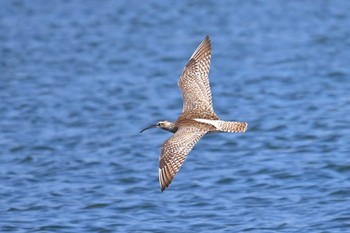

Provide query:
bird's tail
left=217, top=121, right=248, bottom=133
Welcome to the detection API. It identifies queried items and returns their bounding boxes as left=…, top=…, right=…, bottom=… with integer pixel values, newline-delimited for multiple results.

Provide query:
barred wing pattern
left=179, top=36, right=218, bottom=119
left=159, top=124, right=208, bottom=191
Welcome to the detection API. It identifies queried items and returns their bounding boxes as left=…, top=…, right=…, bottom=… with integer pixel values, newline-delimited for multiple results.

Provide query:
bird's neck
left=162, top=122, right=177, bottom=133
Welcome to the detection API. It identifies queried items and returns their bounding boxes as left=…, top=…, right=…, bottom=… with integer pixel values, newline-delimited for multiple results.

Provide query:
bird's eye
left=156, top=123, right=161, bottom=126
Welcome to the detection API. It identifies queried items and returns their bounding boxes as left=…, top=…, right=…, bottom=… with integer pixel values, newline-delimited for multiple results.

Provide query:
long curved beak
left=140, top=125, right=157, bottom=133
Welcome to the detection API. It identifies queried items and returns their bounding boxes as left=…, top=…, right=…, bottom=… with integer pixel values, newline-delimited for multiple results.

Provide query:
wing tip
left=159, top=168, right=168, bottom=192
left=202, top=35, right=211, bottom=49
left=204, top=35, right=210, bottom=43
left=189, top=35, right=212, bottom=60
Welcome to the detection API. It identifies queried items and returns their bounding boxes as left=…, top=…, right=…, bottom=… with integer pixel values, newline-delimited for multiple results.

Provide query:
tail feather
left=217, top=121, right=248, bottom=133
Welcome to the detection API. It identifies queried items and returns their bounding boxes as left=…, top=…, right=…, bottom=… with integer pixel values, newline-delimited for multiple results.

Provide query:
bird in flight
left=141, top=36, right=248, bottom=191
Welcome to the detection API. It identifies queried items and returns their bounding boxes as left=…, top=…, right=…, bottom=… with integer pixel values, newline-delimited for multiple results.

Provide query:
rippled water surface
left=1, top=1, right=350, bottom=232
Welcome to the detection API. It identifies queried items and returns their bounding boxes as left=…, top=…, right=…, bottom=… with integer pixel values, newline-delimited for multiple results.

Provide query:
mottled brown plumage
left=140, top=36, right=248, bottom=191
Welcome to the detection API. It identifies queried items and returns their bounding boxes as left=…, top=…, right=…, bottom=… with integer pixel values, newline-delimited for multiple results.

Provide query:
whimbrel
left=141, top=36, right=248, bottom=191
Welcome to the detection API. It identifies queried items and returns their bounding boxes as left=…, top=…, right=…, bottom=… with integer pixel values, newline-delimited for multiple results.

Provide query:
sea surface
left=1, top=1, right=350, bottom=232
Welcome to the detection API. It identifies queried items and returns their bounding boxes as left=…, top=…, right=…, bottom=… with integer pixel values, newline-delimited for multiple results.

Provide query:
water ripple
left=1, top=0, right=350, bottom=232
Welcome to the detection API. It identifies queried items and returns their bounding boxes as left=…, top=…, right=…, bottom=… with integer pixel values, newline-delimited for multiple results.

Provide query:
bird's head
left=140, top=121, right=176, bottom=133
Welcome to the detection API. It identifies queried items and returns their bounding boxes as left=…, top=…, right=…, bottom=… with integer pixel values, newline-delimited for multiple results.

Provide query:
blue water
left=1, top=1, right=350, bottom=232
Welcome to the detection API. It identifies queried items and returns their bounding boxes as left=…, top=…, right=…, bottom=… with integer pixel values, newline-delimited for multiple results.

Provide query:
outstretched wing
left=178, top=36, right=218, bottom=119
left=159, top=124, right=207, bottom=191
